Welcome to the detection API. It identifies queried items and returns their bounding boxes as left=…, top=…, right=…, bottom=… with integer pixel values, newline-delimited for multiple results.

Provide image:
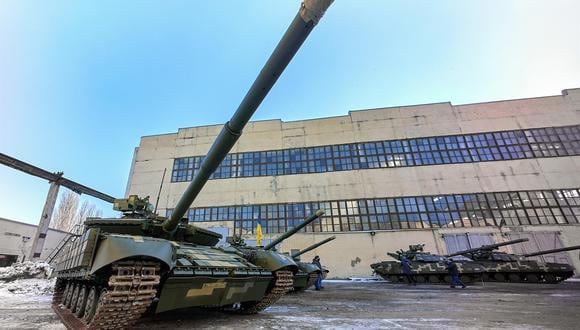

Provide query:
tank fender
left=90, top=234, right=176, bottom=274
left=252, top=249, right=298, bottom=273
left=300, top=263, right=321, bottom=274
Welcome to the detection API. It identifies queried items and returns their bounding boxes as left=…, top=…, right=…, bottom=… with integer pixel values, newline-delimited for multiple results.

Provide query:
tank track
left=238, top=270, right=293, bottom=314
left=382, top=273, right=478, bottom=284
left=481, top=271, right=574, bottom=284
left=52, top=260, right=160, bottom=329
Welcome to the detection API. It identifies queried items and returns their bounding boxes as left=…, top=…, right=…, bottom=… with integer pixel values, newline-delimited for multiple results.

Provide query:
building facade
left=126, top=88, right=580, bottom=278
left=0, top=217, right=69, bottom=266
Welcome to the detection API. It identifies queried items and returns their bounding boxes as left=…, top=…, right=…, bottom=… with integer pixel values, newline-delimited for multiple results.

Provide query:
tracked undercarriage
left=53, top=261, right=160, bottom=329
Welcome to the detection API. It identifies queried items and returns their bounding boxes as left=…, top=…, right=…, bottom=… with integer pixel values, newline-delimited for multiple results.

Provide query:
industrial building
left=126, top=88, right=580, bottom=278
left=0, top=217, right=68, bottom=266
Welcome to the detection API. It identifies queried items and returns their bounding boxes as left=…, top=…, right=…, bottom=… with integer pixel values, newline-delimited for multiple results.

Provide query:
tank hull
left=52, top=229, right=291, bottom=328
left=371, top=261, right=484, bottom=284
left=476, top=261, right=575, bottom=283
left=292, top=262, right=320, bottom=291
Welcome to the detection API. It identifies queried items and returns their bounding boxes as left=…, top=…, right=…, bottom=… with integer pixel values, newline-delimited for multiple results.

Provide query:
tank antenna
left=154, top=168, right=167, bottom=214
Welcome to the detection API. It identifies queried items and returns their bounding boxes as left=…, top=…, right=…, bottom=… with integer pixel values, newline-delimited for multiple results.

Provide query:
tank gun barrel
left=387, top=252, right=402, bottom=261
left=162, top=0, right=334, bottom=234
left=264, top=210, right=325, bottom=250
left=291, top=236, right=336, bottom=258
left=523, top=244, right=580, bottom=257
left=446, top=238, right=529, bottom=257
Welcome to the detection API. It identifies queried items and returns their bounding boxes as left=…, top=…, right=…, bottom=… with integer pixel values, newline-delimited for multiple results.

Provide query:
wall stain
left=351, top=257, right=361, bottom=267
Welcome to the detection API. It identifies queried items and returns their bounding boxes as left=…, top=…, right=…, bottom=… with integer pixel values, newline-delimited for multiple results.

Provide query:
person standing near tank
left=400, top=256, right=416, bottom=285
left=445, top=258, right=466, bottom=288
left=312, top=255, right=324, bottom=290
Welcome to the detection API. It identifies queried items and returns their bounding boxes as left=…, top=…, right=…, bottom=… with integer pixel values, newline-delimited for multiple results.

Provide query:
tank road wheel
left=61, top=282, right=71, bottom=306
left=460, top=275, right=472, bottom=283
left=508, top=273, right=522, bottom=283
left=544, top=273, right=558, bottom=284
left=493, top=273, right=506, bottom=282
left=64, top=283, right=76, bottom=309
left=52, top=279, right=66, bottom=305
left=482, top=273, right=491, bottom=282
left=387, top=275, right=400, bottom=283
left=415, top=275, right=427, bottom=283
left=526, top=274, right=539, bottom=283
left=443, top=275, right=452, bottom=284
left=82, top=286, right=98, bottom=324
left=70, top=284, right=81, bottom=312
left=428, top=275, right=440, bottom=283
left=74, top=285, right=88, bottom=317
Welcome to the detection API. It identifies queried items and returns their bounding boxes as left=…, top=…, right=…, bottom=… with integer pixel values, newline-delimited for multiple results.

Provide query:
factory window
left=170, top=124, right=580, bottom=182
left=166, top=188, right=580, bottom=235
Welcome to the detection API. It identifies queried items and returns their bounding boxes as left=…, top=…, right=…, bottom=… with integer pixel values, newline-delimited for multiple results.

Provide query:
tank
left=289, top=236, right=336, bottom=291
left=370, top=244, right=485, bottom=284
left=447, top=240, right=580, bottom=283
left=50, top=1, right=334, bottom=328
left=227, top=211, right=325, bottom=294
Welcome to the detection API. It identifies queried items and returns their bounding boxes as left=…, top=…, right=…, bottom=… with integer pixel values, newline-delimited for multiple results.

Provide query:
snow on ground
left=0, top=278, right=55, bottom=296
left=0, top=261, right=52, bottom=281
left=0, top=261, right=55, bottom=297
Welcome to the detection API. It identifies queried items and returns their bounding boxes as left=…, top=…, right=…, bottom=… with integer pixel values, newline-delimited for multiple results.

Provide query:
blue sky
left=1, top=1, right=579, bottom=225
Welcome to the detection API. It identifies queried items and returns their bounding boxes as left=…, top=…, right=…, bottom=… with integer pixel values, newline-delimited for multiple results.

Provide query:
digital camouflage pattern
left=371, top=244, right=484, bottom=284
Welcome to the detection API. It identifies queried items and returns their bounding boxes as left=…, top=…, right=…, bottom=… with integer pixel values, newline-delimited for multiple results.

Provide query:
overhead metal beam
left=0, top=152, right=116, bottom=203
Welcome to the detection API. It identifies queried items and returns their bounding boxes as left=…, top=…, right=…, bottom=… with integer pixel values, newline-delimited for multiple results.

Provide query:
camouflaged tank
left=50, top=2, right=334, bottom=328
left=289, top=236, right=336, bottom=291
left=447, top=240, right=580, bottom=283
left=227, top=212, right=327, bottom=294
left=370, top=244, right=484, bottom=284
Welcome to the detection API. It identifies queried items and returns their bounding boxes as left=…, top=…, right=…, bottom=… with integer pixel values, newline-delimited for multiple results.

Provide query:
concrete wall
left=0, top=218, right=69, bottom=262
left=126, top=88, right=580, bottom=278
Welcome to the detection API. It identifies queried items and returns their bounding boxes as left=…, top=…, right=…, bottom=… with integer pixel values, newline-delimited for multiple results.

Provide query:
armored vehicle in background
left=227, top=211, right=326, bottom=294
left=371, top=244, right=484, bottom=284
left=289, top=236, right=336, bottom=291
left=51, top=1, right=334, bottom=328
left=448, top=240, right=580, bottom=283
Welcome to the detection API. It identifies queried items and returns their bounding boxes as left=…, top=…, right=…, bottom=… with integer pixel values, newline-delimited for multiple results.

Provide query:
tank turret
left=387, top=244, right=426, bottom=261
left=291, top=236, right=336, bottom=259
left=446, top=238, right=529, bottom=259
left=51, top=1, right=335, bottom=327
left=523, top=245, right=580, bottom=258
left=264, top=210, right=325, bottom=250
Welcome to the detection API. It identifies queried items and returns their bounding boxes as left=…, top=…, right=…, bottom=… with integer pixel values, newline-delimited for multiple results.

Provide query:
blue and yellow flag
left=256, top=223, right=263, bottom=246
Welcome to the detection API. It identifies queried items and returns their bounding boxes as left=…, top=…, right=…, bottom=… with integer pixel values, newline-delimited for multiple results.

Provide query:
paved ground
left=2, top=280, right=580, bottom=329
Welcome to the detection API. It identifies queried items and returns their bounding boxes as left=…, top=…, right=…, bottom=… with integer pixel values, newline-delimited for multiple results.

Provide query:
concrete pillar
left=29, top=181, right=60, bottom=260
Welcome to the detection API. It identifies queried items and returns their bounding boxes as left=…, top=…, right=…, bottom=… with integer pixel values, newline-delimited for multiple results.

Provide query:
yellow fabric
left=256, top=223, right=263, bottom=246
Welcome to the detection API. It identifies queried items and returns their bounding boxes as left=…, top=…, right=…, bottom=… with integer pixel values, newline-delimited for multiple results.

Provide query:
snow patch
left=0, top=261, right=52, bottom=281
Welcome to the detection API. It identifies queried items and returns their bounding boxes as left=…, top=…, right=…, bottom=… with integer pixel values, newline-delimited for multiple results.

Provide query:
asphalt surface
left=2, top=280, right=580, bottom=329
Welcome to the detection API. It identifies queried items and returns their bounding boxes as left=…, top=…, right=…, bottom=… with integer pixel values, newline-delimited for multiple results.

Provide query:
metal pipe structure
left=446, top=238, right=530, bottom=257
left=291, top=236, right=336, bottom=258
left=264, top=210, right=325, bottom=250
left=163, top=0, right=334, bottom=233
left=523, top=244, right=580, bottom=257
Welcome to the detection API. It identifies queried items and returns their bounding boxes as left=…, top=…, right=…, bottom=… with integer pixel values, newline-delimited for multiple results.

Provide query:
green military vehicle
left=51, top=1, right=334, bottom=328
left=370, top=244, right=484, bottom=284
left=289, top=236, right=336, bottom=291
left=447, top=240, right=580, bottom=283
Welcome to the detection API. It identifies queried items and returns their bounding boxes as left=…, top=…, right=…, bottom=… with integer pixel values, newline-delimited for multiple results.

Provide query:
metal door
left=507, top=231, right=573, bottom=266
left=443, top=233, right=495, bottom=259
